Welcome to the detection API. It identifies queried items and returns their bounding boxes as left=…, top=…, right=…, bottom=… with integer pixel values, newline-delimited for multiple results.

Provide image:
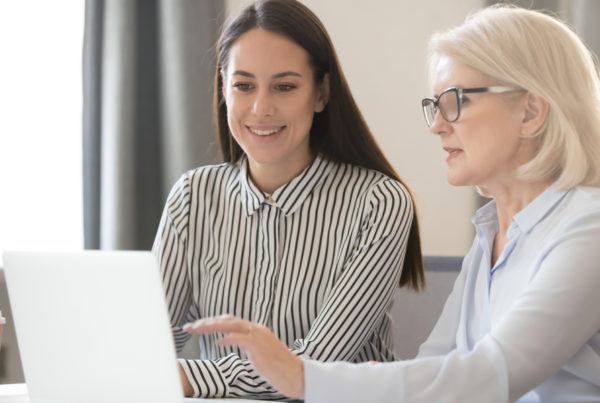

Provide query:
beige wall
left=225, top=0, right=485, bottom=256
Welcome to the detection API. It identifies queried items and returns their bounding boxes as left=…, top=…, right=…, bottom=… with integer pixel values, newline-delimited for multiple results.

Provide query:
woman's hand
left=184, top=315, right=305, bottom=399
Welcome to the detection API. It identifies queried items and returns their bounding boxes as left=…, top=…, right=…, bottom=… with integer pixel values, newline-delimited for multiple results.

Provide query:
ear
left=314, top=73, right=330, bottom=113
left=520, top=92, right=549, bottom=136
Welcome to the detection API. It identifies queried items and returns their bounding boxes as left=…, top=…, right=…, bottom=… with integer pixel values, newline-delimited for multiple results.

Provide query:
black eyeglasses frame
left=421, top=86, right=520, bottom=127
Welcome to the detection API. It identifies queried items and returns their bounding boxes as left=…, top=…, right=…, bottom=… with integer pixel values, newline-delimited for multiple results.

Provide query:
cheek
left=291, top=105, right=316, bottom=133
left=225, top=100, right=245, bottom=139
left=291, top=94, right=319, bottom=122
left=225, top=96, right=246, bottom=124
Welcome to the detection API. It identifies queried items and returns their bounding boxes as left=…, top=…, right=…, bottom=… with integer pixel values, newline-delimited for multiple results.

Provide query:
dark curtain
left=83, top=0, right=223, bottom=250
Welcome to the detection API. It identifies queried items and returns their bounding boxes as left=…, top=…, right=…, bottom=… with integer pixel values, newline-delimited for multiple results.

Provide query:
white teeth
left=250, top=128, right=280, bottom=136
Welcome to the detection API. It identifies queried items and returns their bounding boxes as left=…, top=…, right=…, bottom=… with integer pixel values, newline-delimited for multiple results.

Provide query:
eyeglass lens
left=439, top=89, right=459, bottom=122
left=422, top=88, right=460, bottom=127
left=422, top=99, right=436, bottom=126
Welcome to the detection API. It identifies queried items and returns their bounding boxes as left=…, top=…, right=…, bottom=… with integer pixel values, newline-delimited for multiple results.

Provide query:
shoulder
left=171, top=163, right=238, bottom=195
left=554, top=186, right=600, bottom=233
left=552, top=186, right=600, bottom=224
left=181, top=162, right=239, bottom=186
left=326, top=161, right=413, bottom=221
left=326, top=161, right=408, bottom=194
left=568, top=186, right=600, bottom=207
left=519, top=186, right=600, bottom=263
left=165, top=162, right=238, bottom=209
left=338, top=162, right=412, bottom=205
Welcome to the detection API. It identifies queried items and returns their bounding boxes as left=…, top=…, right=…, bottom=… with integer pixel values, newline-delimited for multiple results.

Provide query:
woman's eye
left=275, top=83, right=296, bottom=92
left=233, top=82, right=253, bottom=91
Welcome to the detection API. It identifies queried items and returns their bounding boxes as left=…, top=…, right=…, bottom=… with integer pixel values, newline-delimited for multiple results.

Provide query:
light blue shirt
left=304, top=185, right=600, bottom=402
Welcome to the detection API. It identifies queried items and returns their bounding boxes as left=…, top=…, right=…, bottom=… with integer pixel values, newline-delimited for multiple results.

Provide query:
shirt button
left=268, top=196, right=275, bottom=203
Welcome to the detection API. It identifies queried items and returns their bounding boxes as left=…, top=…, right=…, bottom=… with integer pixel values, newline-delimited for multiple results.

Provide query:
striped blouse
left=152, top=155, right=414, bottom=399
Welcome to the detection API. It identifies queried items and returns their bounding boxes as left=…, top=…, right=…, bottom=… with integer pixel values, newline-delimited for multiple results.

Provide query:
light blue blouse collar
left=472, top=185, right=569, bottom=234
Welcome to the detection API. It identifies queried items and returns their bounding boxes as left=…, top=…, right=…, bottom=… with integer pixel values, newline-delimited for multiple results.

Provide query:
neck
left=487, top=179, right=552, bottom=236
left=247, top=153, right=316, bottom=194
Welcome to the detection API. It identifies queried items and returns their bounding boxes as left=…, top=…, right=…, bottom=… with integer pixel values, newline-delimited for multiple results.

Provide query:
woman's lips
left=444, top=147, right=462, bottom=162
left=246, top=125, right=286, bottom=136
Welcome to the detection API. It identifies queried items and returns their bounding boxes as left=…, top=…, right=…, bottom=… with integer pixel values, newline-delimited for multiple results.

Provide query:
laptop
left=3, top=250, right=184, bottom=403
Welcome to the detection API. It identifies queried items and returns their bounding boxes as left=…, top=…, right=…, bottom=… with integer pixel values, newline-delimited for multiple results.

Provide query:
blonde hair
left=428, top=4, right=600, bottom=189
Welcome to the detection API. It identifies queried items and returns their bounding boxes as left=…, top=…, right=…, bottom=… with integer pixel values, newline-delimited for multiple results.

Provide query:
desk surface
left=0, top=384, right=259, bottom=403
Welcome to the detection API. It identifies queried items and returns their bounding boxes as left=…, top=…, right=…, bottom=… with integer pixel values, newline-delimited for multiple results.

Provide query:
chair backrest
left=391, top=255, right=463, bottom=359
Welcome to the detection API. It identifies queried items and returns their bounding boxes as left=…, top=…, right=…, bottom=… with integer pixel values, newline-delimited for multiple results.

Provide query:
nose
left=428, top=110, right=449, bottom=136
left=252, top=88, right=275, bottom=117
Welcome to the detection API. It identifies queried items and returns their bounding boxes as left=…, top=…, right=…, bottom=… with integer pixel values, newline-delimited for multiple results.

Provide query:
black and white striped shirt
left=153, top=155, right=413, bottom=399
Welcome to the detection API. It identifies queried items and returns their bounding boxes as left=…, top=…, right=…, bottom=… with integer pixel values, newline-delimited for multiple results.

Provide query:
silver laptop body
left=3, top=251, right=183, bottom=403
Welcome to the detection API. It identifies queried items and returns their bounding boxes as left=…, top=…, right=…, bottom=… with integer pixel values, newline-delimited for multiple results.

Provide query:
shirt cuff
left=178, top=358, right=228, bottom=398
left=303, top=358, right=404, bottom=403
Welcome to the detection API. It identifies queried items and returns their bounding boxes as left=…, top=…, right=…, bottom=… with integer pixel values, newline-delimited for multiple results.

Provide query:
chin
left=246, top=151, right=280, bottom=165
left=446, top=173, right=464, bottom=187
left=446, top=175, right=477, bottom=188
left=446, top=166, right=480, bottom=187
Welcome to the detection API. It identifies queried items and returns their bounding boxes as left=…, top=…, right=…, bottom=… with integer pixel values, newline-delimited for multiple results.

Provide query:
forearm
left=177, top=354, right=282, bottom=398
left=303, top=336, right=509, bottom=403
left=178, top=362, right=194, bottom=397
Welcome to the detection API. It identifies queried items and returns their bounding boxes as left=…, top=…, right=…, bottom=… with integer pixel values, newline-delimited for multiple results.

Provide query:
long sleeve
left=179, top=179, right=415, bottom=398
left=291, top=180, right=413, bottom=361
left=304, top=335, right=508, bottom=403
left=304, top=188, right=600, bottom=403
left=152, top=174, right=196, bottom=351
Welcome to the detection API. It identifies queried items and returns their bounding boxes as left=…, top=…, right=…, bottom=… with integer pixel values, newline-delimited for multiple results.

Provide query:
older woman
left=186, top=5, right=600, bottom=402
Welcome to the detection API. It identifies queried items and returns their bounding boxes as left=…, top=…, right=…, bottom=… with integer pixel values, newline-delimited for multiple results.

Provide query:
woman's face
left=222, top=28, right=327, bottom=178
left=429, top=56, right=536, bottom=190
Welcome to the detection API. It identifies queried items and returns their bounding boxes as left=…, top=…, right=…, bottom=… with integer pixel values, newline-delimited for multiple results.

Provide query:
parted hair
left=214, top=0, right=424, bottom=290
left=428, top=4, right=600, bottom=190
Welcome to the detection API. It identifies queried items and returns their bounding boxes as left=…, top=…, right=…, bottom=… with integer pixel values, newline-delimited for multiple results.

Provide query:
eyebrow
left=231, top=70, right=303, bottom=79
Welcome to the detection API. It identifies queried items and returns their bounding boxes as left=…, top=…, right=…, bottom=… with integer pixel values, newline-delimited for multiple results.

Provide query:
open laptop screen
left=3, top=251, right=183, bottom=403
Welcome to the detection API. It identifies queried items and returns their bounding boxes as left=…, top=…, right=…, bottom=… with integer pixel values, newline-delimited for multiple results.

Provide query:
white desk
left=0, top=384, right=259, bottom=402
left=0, top=384, right=26, bottom=403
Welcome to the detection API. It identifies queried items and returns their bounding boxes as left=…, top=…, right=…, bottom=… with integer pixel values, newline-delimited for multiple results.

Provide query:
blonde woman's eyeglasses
left=421, top=86, right=521, bottom=127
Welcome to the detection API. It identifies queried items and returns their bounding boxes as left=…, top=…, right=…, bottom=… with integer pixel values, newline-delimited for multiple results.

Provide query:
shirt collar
left=238, top=155, right=334, bottom=217
left=238, top=158, right=265, bottom=216
left=512, top=185, right=568, bottom=233
left=472, top=185, right=569, bottom=234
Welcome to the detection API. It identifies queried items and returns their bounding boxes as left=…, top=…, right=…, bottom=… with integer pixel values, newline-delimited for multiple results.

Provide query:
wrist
left=288, top=356, right=305, bottom=399
left=178, top=362, right=194, bottom=397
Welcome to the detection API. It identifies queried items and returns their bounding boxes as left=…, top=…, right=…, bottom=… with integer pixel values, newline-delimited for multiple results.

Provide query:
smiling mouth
left=247, top=126, right=285, bottom=136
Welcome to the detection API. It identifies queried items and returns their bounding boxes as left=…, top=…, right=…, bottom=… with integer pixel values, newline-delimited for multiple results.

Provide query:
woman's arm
left=181, top=179, right=415, bottom=398
left=304, top=210, right=600, bottom=402
left=288, top=180, right=413, bottom=362
left=184, top=316, right=305, bottom=398
left=190, top=206, right=600, bottom=402
left=152, top=175, right=195, bottom=352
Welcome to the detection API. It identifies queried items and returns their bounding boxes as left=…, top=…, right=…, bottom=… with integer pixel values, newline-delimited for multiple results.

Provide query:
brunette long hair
left=214, top=0, right=424, bottom=290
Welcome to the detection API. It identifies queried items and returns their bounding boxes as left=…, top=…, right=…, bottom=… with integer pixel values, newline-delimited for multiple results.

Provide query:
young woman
left=187, top=5, right=600, bottom=402
left=152, top=0, right=424, bottom=398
